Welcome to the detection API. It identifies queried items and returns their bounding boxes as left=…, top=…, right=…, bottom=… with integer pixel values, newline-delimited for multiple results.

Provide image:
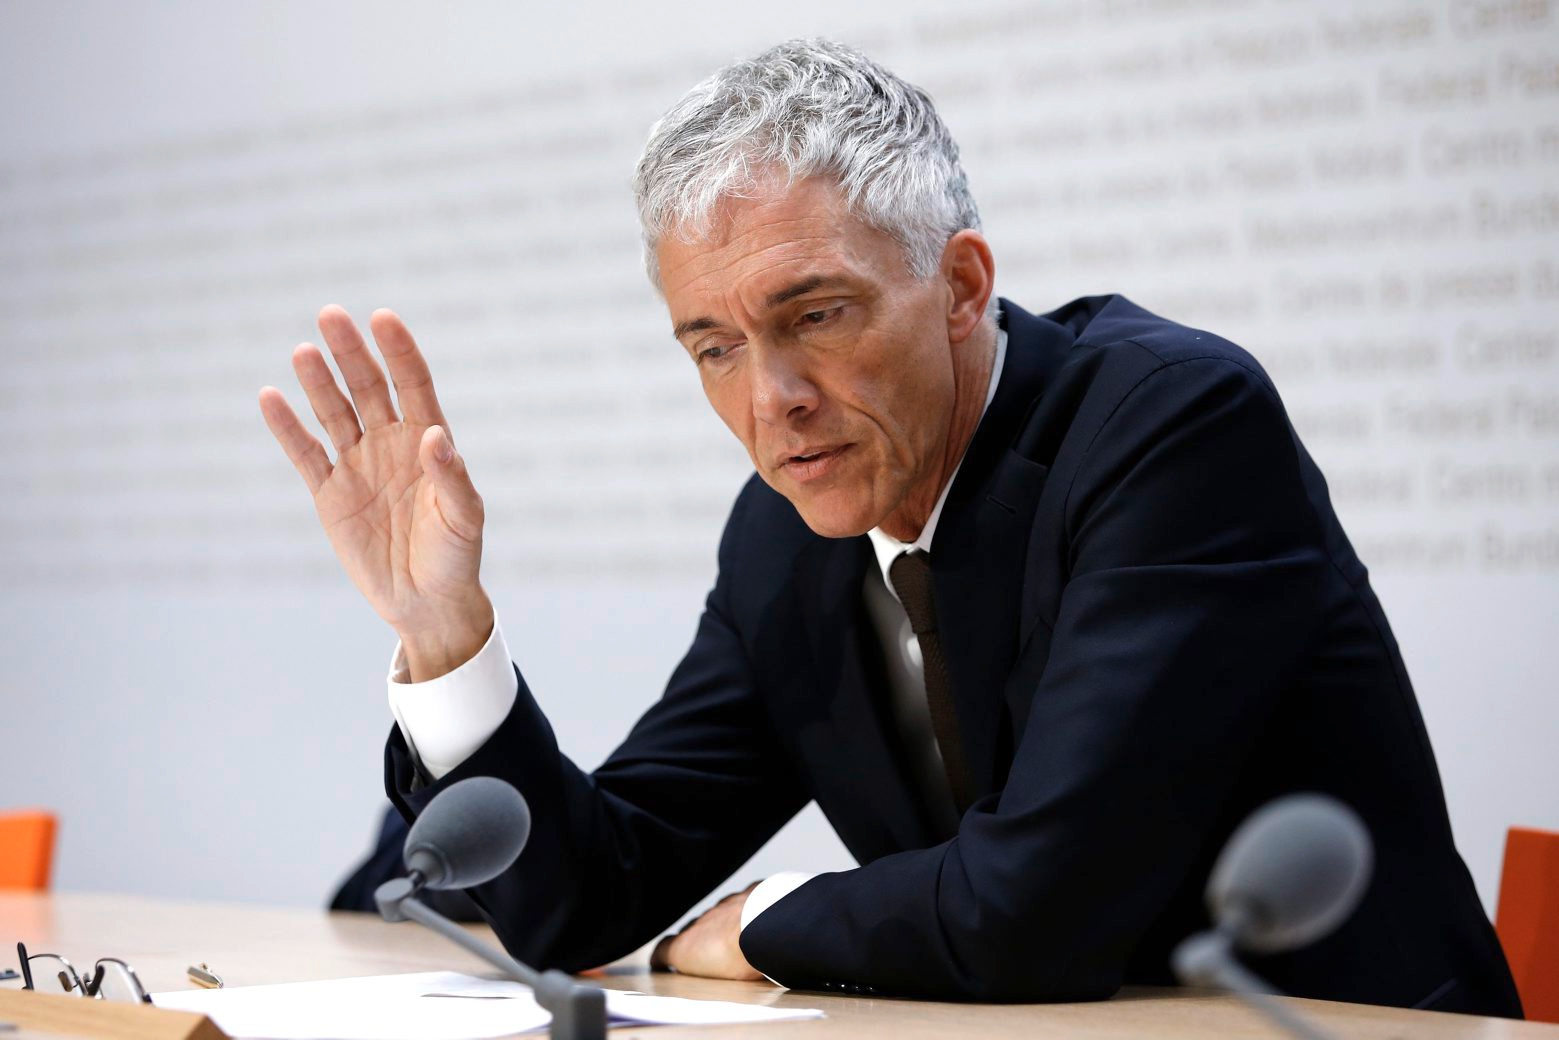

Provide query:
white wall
left=2, top=0, right=1555, bottom=923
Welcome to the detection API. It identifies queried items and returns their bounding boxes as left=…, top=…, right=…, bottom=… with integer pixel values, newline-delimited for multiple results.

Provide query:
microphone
left=403, top=775, right=531, bottom=889
left=375, top=778, right=607, bottom=1040
left=1206, top=792, right=1373, bottom=953
left=1172, top=794, right=1374, bottom=1040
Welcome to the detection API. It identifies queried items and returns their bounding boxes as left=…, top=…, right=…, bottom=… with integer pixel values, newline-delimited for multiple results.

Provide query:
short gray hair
left=633, top=38, right=981, bottom=289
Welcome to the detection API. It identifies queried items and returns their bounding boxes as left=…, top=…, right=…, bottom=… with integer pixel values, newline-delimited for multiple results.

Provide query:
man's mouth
left=781, top=445, right=851, bottom=482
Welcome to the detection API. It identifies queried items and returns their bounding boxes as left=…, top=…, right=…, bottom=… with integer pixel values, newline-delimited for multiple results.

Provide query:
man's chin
left=755, top=462, right=891, bottom=538
left=780, top=489, right=881, bottom=540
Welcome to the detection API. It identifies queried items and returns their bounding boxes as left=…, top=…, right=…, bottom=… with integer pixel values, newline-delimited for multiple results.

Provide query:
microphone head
left=1207, top=793, right=1373, bottom=955
left=403, top=777, right=531, bottom=890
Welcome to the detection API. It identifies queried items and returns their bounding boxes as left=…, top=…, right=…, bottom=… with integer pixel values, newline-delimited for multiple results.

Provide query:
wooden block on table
left=0, top=988, right=227, bottom=1040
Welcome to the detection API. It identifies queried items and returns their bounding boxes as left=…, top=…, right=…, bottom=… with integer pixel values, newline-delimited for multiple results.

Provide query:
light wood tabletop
left=1, top=891, right=1553, bottom=1039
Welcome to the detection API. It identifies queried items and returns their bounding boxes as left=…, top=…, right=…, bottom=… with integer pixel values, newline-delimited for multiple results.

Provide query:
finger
left=259, top=386, right=332, bottom=493
left=649, top=935, right=676, bottom=972
left=370, top=308, right=450, bottom=433
left=418, top=425, right=485, bottom=542
left=291, top=343, right=362, bottom=453
left=317, top=304, right=398, bottom=429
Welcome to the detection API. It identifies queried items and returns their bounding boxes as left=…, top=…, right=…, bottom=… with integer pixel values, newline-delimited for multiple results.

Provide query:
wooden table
left=1, top=891, right=1554, bottom=1039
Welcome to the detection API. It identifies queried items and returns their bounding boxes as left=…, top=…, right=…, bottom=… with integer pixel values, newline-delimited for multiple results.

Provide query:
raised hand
left=259, top=306, right=493, bottom=681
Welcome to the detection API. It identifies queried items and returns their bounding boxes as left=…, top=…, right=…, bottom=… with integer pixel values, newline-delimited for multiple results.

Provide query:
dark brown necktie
left=888, top=549, right=975, bottom=817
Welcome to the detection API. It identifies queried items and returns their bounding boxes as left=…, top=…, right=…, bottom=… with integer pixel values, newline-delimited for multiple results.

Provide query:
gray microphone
left=375, top=778, right=606, bottom=1040
left=1207, top=792, right=1373, bottom=953
left=1173, top=793, right=1374, bottom=1040
left=403, top=775, right=531, bottom=889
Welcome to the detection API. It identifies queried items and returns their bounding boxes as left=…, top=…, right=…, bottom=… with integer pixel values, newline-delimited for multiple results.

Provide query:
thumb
left=419, top=425, right=484, bottom=541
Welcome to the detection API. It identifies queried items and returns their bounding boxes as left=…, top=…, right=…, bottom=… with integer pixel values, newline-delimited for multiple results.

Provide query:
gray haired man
left=262, top=40, right=1521, bottom=1012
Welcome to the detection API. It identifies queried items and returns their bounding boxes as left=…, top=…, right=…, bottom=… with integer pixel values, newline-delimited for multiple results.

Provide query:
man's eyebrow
left=671, top=276, right=847, bottom=341
left=765, top=274, right=843, bottom=309
left=672, top=316, right=721, bottom=340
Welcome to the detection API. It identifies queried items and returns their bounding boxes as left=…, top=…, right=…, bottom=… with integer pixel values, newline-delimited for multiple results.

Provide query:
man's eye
left=698, top=344, right=736, bottom=364
left=800, top=307, right=840, bottom=326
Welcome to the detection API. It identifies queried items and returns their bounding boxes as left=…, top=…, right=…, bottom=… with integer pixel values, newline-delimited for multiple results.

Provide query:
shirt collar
left=866, top=319, right=1008, bottom=591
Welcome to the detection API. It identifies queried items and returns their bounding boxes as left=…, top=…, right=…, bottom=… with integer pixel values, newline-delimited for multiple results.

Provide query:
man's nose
left=749, top=344, right=819, bottom=426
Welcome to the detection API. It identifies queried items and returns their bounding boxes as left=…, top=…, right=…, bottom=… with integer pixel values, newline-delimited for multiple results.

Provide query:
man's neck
left=873, top=319, right=1003, bottom=576
left=875, top=320, right=1002, bottom=544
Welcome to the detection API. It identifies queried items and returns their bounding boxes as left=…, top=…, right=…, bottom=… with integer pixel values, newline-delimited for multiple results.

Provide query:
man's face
left=657, top=178, right=964, bottom=539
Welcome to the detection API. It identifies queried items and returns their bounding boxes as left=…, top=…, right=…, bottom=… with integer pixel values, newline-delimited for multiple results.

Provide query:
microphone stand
left=376, top=876, right=607, bottom=1040
left=1174, top=931, right=1333, bottom=1040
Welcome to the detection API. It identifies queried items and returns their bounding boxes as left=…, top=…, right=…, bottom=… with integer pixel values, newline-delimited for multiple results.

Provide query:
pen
left=186, top=963, right=224, bottom=989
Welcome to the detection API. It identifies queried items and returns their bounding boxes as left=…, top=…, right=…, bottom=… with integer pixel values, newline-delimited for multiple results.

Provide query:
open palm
left=260, top=306, right=491, bottom=661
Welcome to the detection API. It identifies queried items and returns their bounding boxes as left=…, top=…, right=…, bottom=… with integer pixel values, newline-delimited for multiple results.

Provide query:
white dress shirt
left=389, top=323, right=1008, bottom=951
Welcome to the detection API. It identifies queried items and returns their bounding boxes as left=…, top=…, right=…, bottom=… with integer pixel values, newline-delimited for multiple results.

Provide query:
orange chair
left=0, top=810, right=57, bottom=890
left=1496, top=826, right=1559, bottom=1023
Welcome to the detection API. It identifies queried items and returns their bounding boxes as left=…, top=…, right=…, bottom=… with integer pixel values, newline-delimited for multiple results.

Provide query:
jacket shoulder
left=1012, top=295, right=1294, bottom=491
left=1065, top=295, right=1276, bottom=388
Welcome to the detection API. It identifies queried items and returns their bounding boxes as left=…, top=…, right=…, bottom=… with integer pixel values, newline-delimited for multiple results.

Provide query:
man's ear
left=941, top=229, right=996, bottom=344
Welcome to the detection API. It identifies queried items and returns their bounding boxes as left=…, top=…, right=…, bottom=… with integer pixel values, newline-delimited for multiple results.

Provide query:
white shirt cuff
left=387, top=619, right=518, bottom=780
left=740, top=871, right=816, bottom=932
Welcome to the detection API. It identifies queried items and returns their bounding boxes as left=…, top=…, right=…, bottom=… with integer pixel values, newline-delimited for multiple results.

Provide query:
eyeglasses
left=16, top=941, right=152, bottom=1004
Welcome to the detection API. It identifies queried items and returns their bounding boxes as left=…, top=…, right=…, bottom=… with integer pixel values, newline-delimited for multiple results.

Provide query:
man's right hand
left=259, top=305, right=493, bottom=682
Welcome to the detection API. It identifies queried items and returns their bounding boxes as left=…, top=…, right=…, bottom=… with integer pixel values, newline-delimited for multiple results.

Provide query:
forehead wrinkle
left=685, top=239, right=853, bottom=323
left=660, top=183, right=898, bottom=334
left=697, top=224, right=840, bottom=286
left=659, top=222, right=829, bottom=303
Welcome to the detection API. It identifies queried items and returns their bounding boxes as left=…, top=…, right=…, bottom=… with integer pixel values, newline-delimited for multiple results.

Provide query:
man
left=260, top=40, right=1521, bottom=1013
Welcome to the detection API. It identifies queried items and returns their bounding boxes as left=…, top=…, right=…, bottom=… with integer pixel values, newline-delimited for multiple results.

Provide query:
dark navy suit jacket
left=387, top=295, right=1521, bottom=1015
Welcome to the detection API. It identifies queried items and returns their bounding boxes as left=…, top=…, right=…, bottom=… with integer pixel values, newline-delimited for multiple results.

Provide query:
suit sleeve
left=740, top=356, right=1332, bottom=1001
left=385, top=488, right=811, bottom=972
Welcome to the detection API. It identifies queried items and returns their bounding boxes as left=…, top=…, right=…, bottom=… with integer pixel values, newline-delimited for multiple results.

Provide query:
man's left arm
left=738, top=355, right=1333, bottom=1001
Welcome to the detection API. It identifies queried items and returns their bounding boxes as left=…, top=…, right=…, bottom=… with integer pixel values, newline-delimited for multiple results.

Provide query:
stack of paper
left=153, top=971, right=823, bottom=1039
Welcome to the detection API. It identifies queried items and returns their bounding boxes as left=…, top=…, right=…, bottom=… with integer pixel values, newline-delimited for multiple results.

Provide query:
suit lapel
left=930, top=302, right=1075, bottom=800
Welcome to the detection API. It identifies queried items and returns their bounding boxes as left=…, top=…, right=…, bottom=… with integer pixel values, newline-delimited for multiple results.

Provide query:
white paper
left=423, top=975, right=824, bottom=1026
left=152, top=971, right=823, bottom=1039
